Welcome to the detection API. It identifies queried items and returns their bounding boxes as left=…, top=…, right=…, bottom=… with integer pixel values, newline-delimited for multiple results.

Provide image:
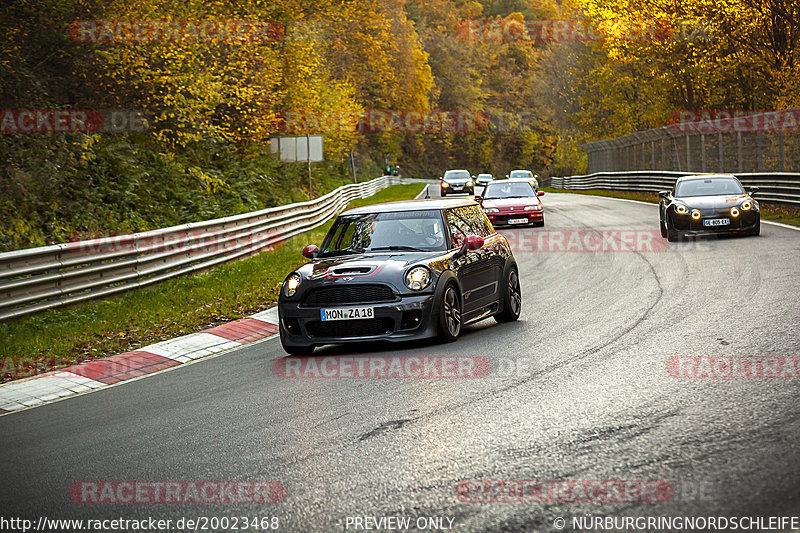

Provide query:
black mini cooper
left=659, top=174, right=760, bottom=242
left=278, top=199, right=521, bottom=354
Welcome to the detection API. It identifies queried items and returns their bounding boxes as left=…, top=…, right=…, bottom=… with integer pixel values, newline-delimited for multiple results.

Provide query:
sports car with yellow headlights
left=659, top=174, right=760, bottom=242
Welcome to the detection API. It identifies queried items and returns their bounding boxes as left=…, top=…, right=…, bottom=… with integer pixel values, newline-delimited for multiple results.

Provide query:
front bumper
left=488, top=211, right=543, bottom=226
left=278, top=293, right=438, bottom=347
left=670, top=211, right=759, bottom=235
left=442, top=185, right=474, bottom=195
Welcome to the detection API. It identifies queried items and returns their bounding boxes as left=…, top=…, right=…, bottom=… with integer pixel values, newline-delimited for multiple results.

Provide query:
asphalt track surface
left=2, top=189, right=800, bottom=532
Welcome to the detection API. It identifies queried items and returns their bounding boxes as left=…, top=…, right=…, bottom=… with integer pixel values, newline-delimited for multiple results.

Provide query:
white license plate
left=703, top=218, right=730, bottom=227
left=321, top=307, right=374, bottom=321
left=508, top=218, right=528, bottom=225
left=452, top=186, right=463, bottom=191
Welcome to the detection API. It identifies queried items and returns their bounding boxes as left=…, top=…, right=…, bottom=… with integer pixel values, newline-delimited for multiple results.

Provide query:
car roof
left=676, top=173, right=739, bottom=183
left=484, top=179, right=533, bottom=186
left=444, top=169, right=470, bottom=173
left=509, top=169, right=532, bottom=173
left=341, top=198, right=477, bottom=215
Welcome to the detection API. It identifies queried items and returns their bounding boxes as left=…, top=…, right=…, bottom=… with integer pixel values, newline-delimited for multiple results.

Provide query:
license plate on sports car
left=703, top=218, right=730, bottom=227
left=508, top=218, right=528, bottom=225
left=321, top=307, right=374, bottom=321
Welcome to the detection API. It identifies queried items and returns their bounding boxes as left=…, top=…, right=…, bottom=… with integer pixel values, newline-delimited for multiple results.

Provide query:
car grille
left=303, top=284, right=396, bottom=306
left=306, top=318, right=394, bottom=338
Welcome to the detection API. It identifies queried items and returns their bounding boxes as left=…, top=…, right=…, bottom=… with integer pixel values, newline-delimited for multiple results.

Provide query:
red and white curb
left=0, top=307, right=280, bottom=415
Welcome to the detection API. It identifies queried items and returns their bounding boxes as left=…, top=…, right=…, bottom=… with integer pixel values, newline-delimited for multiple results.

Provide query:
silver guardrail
left=547, top=172, right=800, bottom=207
left=0, top=175, right=415, bottom=321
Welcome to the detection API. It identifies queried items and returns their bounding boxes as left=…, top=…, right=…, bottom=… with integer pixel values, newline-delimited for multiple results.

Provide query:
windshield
left=320, top=210, right=447, bottom=255
left=478, top=174, right=492, bottom=179
left=483, top=181, right=536, bottom=199
left=509, top=170, right=532, bottom=179
left=444, top=170, right=470, bottom=180
left=675, top=178, right=744, bottom=197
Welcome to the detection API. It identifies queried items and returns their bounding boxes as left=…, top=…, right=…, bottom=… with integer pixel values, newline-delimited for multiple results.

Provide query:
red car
left=476, top=179, right=545, bottom=227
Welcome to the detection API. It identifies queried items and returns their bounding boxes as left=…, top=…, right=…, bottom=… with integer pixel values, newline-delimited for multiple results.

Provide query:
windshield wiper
left=367, top=246, right=428, bottom=252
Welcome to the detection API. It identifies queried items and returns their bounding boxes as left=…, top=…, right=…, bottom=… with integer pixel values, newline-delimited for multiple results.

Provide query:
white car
left=507, top=170, right=539, bottom=190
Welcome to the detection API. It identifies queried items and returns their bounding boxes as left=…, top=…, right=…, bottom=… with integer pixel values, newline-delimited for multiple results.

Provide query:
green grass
left=0, top=183, right=423, bottom=380
left=541, top=188, right=800, bottom=228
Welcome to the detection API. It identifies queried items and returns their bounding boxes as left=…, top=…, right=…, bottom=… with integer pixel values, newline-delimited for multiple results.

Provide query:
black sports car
left=277, top=199, right=521, bottom=354
left=659, top=174, right=760, bottom=242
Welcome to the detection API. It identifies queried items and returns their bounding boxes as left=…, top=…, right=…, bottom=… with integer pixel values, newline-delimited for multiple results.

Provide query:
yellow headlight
left=730, top=207, right=739, bottom=217
left=405, top=267, right=431, bottom=290
left=284, top=274, right=301, bottom=297
left=742, top=201, right=752, bottom=210
left=691, top=210, right=701, bottom=220
left=676, top=205, right=688, bottom=215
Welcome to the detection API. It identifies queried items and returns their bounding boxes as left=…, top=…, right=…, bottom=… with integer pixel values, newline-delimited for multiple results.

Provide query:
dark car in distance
left=278, top=199, right=522, bottom=354
left=440, top=169, right=475, bottom=196
left=659, top=174, right=760, bottom=242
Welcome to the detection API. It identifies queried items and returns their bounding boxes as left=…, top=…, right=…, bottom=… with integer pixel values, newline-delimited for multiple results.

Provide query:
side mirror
left=505, top=174, right=509, bottom=179
left=471, top=175, right=476, bottom=179
left=658, top=190, right=670, bottom=199
left=749, top=186, right=759, bottom=195
left=302, top=244, right=319, bottom=259
left=464, top=235, right=484, bottom=251
left=474, top=195, right=482, bottom=203
left=537, top=191, right=545, bottom=197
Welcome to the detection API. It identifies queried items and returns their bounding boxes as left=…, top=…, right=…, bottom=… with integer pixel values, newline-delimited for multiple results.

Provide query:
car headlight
left=283, top=273, right=302, bottom=297
left=524, top=205, right=542, bottom=211
left=675, top=204, right=688, bottom=215
left=405, top=266, right=432, bottom=291
left=691, top=209, right=701, bottom=220
left=742, top=201, right=752, bottom=211
left=484, top=208, right=499, bottom=213
left=730, top=207, right=740, bottom=217
left=441, top=182, right=449, bottom=188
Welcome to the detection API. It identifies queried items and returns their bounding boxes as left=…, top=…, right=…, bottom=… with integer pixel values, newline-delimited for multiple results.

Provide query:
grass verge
left=0, top=183, right=423, bottom=380
left=541, top=188, right=800, bottom=227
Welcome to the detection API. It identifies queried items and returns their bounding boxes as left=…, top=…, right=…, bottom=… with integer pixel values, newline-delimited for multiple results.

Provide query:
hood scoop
left=327, top=265, right=376, bottom=277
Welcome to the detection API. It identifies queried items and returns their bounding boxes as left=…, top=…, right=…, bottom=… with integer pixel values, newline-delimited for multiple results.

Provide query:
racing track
left=2, top=190, right=800, bottom=531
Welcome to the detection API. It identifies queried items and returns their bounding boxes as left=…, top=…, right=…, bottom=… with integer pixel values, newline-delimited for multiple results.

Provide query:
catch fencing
left=582, top=109, right=800, bottom=174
